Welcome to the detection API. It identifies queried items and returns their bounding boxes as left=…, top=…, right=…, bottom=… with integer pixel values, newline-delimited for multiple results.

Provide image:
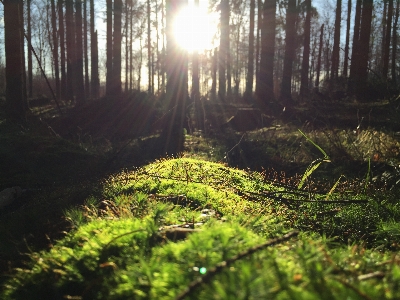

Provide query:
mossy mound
left=2, top=158, right=400, bottom=299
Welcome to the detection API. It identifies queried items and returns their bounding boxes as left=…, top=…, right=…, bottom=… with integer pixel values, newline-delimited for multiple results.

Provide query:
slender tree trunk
left=75, top=0, right=85, bottom=104
left=211, top=48, right=217, bottom=100
left=51, top=0, right=60, bottom=101
left=355, top=0, right=373, bottom=98
left=113, top=0, right=123, bottom=95
left=58, top=0, right=67, bottom=101
left=125, top=0, right=129, bottom=92
left=147, top=0, right=152, bottom=95
left=392, top=0, right=400, bottom=83
left=255, top=0, right=262, bottom=81
left=106, top=0, right=113, bottom=96
left=161, top=0, right=166, bottom=93
left=300, top=0, right=311, bottom=99
left=27, top=0, right=33, bottom=98
left=343, top=0, right=351, bottom=77
left=245, top=0, right=255, bottom=98
left=162, top=0, right=188, bottom=154
left=350, top=0, right=362, bottom=81
left=383, top=0, right=393, bottom=79
left=280, top=0, right=297, bottom=106
left=90, top=0, right=99, bottom=99
left=129, top=1, right=134, bottom=90
left=331, top=0, right=342, bottom=79
left=65, top=0, right=75, bottom=102
left=256, top=0, right=276, bottom=109
left=192, top=0, right=202, bottom=129
left=381, top=0, right=388, bottom=71
left=83, top=0, right=89, bottom=99
left=218, top=0, right=229, bottom=101
left=4, top=0, right=26, bottom=119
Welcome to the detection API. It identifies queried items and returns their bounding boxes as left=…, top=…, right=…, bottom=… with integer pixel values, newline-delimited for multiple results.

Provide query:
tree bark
left=4, top=0, right=26, bottom=120
left=65, top=0, right=75, bottom=102
left=350, top=0, right=362, bottom=81
left=113, top=0, right=123, bottom=95
left=27, top=0, right=33, bottom=98
left=90, top=0, right=99, bottom=99
left=58, top=0, right=67, bottom=101
left=51, top=0, right=60, bottom=101
left=315, top=24, right=324, bottom=88
left=256, top=0, right=276, bottom=109
left=300, top=0, right=311, bottom=99
left=162, top=0, right=188, bottom=154
left=392, top=0, right=400, bottom=83
left=343, top=0, right=351, bottom=77
left=147, top=0, right=153, bottom=95
left=279, top=0, right=297, bottom=107
left=330, top=0, right=342, bottom=79
left=106, top=0, right=113, bottom=96
left=83, top=0, right=90, bottom=99
left=75, top=0, right=85, bottom=104
left=245, top=0, right=255, bottom=98
left=383, top=0, right=393, bottom=79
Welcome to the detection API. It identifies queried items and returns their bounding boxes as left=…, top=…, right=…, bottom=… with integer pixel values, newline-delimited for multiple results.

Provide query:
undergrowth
left=2, top=157, right=400, bottom=299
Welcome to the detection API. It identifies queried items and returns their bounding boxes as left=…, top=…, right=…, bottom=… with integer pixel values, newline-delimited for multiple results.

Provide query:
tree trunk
left=75, top=0, right=85, bottom=104
left=279, top=0, right=297, bottom=107
left=355, top=0, right=374, bottom=98
left=125, top=0, right=129, bottom=93
left=90, top=0, right=99, bottom=99
left=218, top=0, right=229, bottom=101
left=211, top=48, right=217, bottom=101
left=162, top=0, right=188, bottom=154
left=315, top=24, right=324, bottom=88
left=27, top=0, right=33, bottom=98
left=147, top=0, right=152, bottom=95
left=245, top=0, right=255, bottom=98
left=331, top=0, right=342, bottom=79
left=83, top=0, right=90, bottom=99
left=106, top=0, right=113, bottom=96
left=113, top=0, right=123, bottom=96
left=129, top=1, right=134, bottom=91
left=4, top=0, right=26, bottom=120
left=58, top=0, right=67, bottom=101
left=300, top=0, right=311, bottom=99
left=383, top=0, right=393, bottom=79
left=51, top=0, right=60, bottom=101
left=255, top=0, right=262, bottom=81
left=349, top=0, right=362, bottom=82
left=392, top=0, right=400, bottom=83
left=256, top=0, right=276, bottom=109
left=343, top=0, right=351, bottom=77
left=65, top=0, right=75, bottom=102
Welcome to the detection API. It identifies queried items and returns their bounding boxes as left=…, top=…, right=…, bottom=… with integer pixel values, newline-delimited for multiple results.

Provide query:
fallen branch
left=175, top=230, right=299, bottom=300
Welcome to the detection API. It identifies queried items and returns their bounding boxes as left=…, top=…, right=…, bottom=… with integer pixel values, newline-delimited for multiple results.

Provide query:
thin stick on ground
left=175, top=230, right=299, bottom=300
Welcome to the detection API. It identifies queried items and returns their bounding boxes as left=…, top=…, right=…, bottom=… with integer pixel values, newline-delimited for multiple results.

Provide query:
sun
left=173, top=3, right=217, bottom=52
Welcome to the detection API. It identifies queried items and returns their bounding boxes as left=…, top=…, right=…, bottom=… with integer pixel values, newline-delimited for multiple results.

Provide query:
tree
left=113, top=0, right=123, bottom=95
left=27, top=0, right=33, bottom=98
left=392, top=0, right=400, bottom=83
left=343, top=0, right=351, bottom=77
left=83, top=0, right=90, bottom=99
left=349, top=0, right=362, bottom=83
left=245, top=0, right=255, bottom=98
left=218, top=0, right=229, bottom=101
left=4, top=0, right=26, bottom=119
left=162, top=0, right=188, bottom=154
left=65, top=0, right=75, bottom=102
left=147, top=0, right=153, bottom=95
left=75, top=0, right=85, bottom=104
left=58, top=0, right=67, bottom=101
left=51, top=0, right=60, bottom=100
left=300, top=0, right=311, bottom=99
left=383, top=0, right=393, bottom=79
left=315, top=24, right=324, bottom=88
left=256, top=0, right=276, bottom=109
left=106, top=0, right=113, bottom=95
left=90, top=0, right=99, bottom=99
left=330, top=0, right=341, bottom=79
left=280, top=0, right=297, bottom=107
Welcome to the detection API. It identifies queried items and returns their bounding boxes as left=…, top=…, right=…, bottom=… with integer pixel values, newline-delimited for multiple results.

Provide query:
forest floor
left=1, top=94, right=400, bottom=298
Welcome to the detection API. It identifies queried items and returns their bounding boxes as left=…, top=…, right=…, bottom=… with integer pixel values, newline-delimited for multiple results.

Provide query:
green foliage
left=2, top=157, right=400, bottom=299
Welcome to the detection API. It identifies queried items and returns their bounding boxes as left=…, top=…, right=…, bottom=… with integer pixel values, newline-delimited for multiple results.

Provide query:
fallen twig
left=175, top=230, right=299, bottom=300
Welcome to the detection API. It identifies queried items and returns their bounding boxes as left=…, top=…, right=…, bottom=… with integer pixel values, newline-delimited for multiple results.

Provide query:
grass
left=2, top=98, right=400, bottom=299
left=2, top=157, right=400, bottom=299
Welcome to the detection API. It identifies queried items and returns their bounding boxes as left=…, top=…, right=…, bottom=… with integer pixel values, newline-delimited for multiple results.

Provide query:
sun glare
left=173, top=3, right=217, bottom=52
